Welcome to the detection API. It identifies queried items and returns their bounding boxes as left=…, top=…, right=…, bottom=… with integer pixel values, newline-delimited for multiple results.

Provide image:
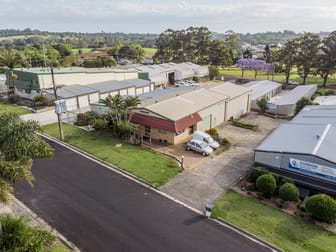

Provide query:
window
left=145, top=125, right=151, bottom=136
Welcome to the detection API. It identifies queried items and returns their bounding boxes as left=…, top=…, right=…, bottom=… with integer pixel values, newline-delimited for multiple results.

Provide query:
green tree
left=102, top=95, right=140, bottom=139
left=316, top=31, right=336, bottom=87
left=0, top=214, right=55, bottom=252
left=0, top=49, right=25, bottom=69
left=306, top=194, right=336, bottom=223
left=0, top=113, right=53, bottom=202
left=279, top=182, right=299, bottom=201
left=256, top=174, right=276, bottom=198
left=208, top=65, right=220, bottom=80
left=257, top=97, right=269, bottom=113
left=209, top=40, right=232, bottom=67
left=52, top=43, right=73, bottom=57
left=277, top=39, right=298, bottom=83
left=224, top=30, right=241, bottom=60
left=295, top=33, right=321, bottom=84
left=295, top=97, right=315, bottom=115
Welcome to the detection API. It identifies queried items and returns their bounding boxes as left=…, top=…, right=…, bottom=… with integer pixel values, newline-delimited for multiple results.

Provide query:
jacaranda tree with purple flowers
left=236, top=58, right=274, bottom=79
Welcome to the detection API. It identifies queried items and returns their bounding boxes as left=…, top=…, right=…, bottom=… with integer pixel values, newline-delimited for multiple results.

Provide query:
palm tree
left=124, top=96, right=140, bottom=122
left=0, top=113, right=53, bottom=202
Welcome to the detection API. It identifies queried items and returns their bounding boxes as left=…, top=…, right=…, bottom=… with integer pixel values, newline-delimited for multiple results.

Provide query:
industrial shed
left=88, top=78, right=153, bottom=100
left=255, top=105, right=336, bottom=196
left=130, top=82, right=251, bottom=144
left=5, top=67, right=139, bottom=99
left=44, top=85, right=100, bottom=112
left=208, top=82, right=251, bottom=120
left=131, top=62, right=208, bottom=87
left=267, top=84, right=317, bottom=116
left=242, top=80, right=282, bottom=110
left=313, top=96, right=336, bottom=105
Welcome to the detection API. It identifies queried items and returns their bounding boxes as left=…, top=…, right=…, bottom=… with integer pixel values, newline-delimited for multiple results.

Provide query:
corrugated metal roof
left=13, top=67, right=136, bottom=74
left=255, top=123, right=336, bottom=163
left=270, top=85, right=317, bottom=105
left=121, top=78, right=151, bottom=88
left=44, top=85, right=99, bottom=99
left=138, top=86, right=196, bottom=100
left=242, top=80, right=282, bottom=100
left=88, top=81, right=134, bottom=93
left=209, top=82, right=251, bottom=99
left=314, top=96, right=336, bottom=105
left=291, top=105, right=336, bottom=125
left=144, top=88, right=228, bottom=121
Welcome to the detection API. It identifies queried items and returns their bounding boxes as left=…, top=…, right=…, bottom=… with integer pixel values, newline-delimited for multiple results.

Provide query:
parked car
left=186, top=139, right=213, bottom=156
left=192, top=131, right=220, bottom=149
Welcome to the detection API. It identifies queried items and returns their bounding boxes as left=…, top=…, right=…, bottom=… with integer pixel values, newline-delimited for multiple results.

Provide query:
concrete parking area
left=160, top=112, right=287, bottom=210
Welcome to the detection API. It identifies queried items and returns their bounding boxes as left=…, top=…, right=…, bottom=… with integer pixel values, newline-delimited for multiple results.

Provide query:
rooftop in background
left=291, top=105, right=336, bottom=125
left=12, top=67, right=137, bottom=74
left=242, top=80, right=282, bottom=100
left=138, top=86, right=197, bottom=106
left=255, top=123, right=336, bottom=164
left=87, top=79, right=151, bottom=93
left=270, top=84, right=317, bottom=105
left=314, top=96, right=336, bottom=106
left=44, top=85, right=98, bottom=99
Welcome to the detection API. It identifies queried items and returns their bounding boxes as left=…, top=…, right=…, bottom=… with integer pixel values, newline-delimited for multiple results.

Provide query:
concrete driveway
left=160, top=113, right=287, bottom=210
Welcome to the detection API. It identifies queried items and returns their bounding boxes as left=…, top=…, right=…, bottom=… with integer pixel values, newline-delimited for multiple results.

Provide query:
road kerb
left=40, top=133, right=281, bottom=252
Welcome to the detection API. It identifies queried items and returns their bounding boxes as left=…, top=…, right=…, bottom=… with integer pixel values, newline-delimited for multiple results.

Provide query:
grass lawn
left=0, top=102, right=31, bottom=115
left=220, top=67, right=336, bottom=86
left=143, top=48, right=157, bottom=58
left=71, top=48, right=92, bottom=54
left=42, top=123, right=180, bottom=187
left=212, top=190, right=336, bottom=252
left=48, top=244, right=71, bottom=252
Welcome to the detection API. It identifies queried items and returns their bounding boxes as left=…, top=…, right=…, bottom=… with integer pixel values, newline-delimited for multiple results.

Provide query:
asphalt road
left=14, top=140, right=272, bottom=252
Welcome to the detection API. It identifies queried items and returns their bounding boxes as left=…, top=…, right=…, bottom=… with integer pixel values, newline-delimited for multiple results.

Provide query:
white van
left=192, top=131, right=220, bottom=150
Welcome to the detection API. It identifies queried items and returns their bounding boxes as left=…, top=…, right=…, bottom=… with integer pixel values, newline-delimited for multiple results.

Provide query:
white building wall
left=78, top=95, right=89, bottom=108
left=89, top=93, right=100, bottom=103
left=226, top=93, right=250, bottom=120
left=127, top=88, right=135, bottom=96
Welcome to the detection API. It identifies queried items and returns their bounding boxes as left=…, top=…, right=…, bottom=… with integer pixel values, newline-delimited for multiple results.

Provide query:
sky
left=1, top=0, right=336, bottom=34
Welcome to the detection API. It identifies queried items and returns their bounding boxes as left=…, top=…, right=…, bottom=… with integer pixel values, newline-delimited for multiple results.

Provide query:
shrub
left=279, top=182, right=299, bottom=201
left=8, top=94, right=20, bottom=104
left=305, top=194, right=336, bottom=223
left=325, top=89, right=335, bottom=96
left=246, top=184, right=256, bottom=191
left=220, top=137, right=230, bottom=146
left=295, top=97, right=315, bottom=115
left=74, top=119, right=89, bottom=126
left=192, top=76, right=200, bottom=82
left=257, top=97, right=269, bottom=113
left=232, top=120, right=258, bottom=131
left=206, top=128, right=219, bottom=140
left=247, top=167, right=268, bottom=183
left=256, top=174, right=276, bottom=198
left=84, top=111, right=98, bottom=123
left=91, top=117, right=108, bottom=130
left=0, top=214, right=55, bottom=251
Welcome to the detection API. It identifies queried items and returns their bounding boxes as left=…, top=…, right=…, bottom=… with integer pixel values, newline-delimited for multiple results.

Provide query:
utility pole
left=42, top=39, right=47, bottom=68
left=51, top=67, right=64, bottom=141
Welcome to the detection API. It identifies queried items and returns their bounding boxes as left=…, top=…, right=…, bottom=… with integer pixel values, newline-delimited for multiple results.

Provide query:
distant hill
left=0, top=28, right=331, bottom=48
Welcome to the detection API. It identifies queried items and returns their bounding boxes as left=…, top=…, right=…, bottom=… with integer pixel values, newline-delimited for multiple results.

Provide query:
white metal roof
left=209, top=82, right=251, bottom=99
left=255, top=123, right=336, bottom=163
left=270, top=85, right=317, bottom=106
left=242, top=80, right=282, bottom=100
left=44, top=85, right=99, bottom=99
left=145, top=88, right=228, bottom=120
left=314, top=96, right=336, bottom=105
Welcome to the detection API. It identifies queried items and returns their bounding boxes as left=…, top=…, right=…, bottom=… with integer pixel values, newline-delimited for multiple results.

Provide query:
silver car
left=186, top=139, right=213, bottom=156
